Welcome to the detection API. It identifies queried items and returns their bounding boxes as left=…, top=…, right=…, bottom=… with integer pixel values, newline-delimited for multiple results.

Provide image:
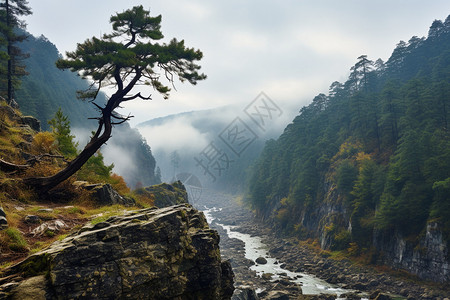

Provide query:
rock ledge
left=1, top=204, right=233, bottom=300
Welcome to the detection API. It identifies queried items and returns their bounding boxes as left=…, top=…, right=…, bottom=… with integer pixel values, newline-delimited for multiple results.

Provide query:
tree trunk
left=6, top=0, right=13, bottom=104
left=23, top=114, right=113, bottom=194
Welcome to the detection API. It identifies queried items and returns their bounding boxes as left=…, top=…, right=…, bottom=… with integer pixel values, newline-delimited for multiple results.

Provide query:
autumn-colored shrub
left=109, top=173, right=130, bottom=195
left=131, top=188, right=155, bottom=208
left=31, top=131, right=57, bottom=155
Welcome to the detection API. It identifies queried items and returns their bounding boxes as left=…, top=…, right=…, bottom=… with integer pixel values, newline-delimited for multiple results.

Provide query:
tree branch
left=0, top=158, right=30, bottom=172
left=122, top=92, right=152, bottom=101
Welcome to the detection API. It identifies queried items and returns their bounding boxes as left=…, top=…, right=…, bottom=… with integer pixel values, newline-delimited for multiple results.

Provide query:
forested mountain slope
left=247, top=16, right=450, bottom=282
left=15, top=33, right=102, bottom=130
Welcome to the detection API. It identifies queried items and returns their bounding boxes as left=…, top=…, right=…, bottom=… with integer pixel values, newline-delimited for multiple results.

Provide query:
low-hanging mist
left=136, top=104, right=295, bottom=191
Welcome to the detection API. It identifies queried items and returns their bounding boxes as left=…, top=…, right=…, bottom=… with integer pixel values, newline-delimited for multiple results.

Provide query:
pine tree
left=48, top=108, right=78, bottom=158
left=0, top=0, right=32, bottom=103
left=24, top=6, right=205, bottom=193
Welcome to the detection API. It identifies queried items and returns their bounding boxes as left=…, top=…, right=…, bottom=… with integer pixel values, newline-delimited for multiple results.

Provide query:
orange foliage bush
left=109, top=173, right=130, bottom=195
left=31, top=132, right=57, bottom=155
left=132, top=188, right=155, bottom=207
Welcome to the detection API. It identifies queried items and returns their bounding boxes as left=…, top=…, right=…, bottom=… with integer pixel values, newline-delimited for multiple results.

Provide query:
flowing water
left=203, top=207, right=368, bottom=299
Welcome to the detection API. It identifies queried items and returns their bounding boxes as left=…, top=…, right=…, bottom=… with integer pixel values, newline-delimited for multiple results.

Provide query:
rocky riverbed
left=195, top=191, right=450, bottom=300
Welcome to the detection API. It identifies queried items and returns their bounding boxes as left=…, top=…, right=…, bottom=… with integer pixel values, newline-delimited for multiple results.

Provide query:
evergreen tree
left=247, top=15, right=450, bottom=251
left=48, top=108, right=78, bottom=158
left=23, top=6, right=205, bottom=193
left=0, top=0, right=32, bottom=103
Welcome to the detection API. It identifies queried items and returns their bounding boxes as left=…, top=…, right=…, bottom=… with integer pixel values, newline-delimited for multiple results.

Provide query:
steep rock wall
left=267, top=179, right=449, bottom=283
left=374, top=222, right=449, bottom=283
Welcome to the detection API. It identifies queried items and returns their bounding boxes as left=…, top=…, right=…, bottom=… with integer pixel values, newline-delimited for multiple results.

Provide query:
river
left=202, top=206, right=368, bottom=299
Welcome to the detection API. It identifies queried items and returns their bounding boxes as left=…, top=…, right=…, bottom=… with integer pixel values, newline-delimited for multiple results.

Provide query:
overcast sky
left=25, top=1, right=450, bottom=126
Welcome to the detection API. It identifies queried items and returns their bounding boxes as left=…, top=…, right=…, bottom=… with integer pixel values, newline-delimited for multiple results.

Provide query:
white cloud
left=294, top=29, right=363, bottom=58
left=229, top=31, right=269, bottom=50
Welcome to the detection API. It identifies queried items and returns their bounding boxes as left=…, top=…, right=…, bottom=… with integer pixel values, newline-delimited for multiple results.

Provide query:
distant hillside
left=15, top=33, right=102, bottom=130
left=137, top=104, right=286, bottom=193
left=247, top=16, right=450, bottom=282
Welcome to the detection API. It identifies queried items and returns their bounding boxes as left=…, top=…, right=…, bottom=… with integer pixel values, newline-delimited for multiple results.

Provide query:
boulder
left=261, top=273, right=273, bottom=280
left=24, top=215, right=41, bottom=224
left=139, top=181, right=189, bottom=208
left=370, top=291, right=393, bottom=299
left=1, top=204, right=234, bottom=299
left=232, top=286, right=258, bottom=300
left=75, top=182, right=136, bottom=207
left=0, top=103, right=19, bottom=122
left=92, top=183, right=136, bottom=206
left=374, top=294, right=392, bottom=300
left=255, top=256, right=268, bottom=264
left=20, top=116, right=41, bottom=132
left=262, top=290, right=289, bottom=300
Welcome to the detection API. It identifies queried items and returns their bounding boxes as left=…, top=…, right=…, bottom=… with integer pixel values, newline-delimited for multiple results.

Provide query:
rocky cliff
left=315, top=183, right=450, bottom=283
left=264, top=179, right=450, bottom=283
left=0, top=204, right=234, bottom=299
left=135, top=181, right=189, bottom=208
left=374, top=222, right=449, bottom=283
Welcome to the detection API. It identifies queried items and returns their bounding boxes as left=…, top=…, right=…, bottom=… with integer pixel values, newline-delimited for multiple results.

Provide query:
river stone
left=232, top=286, right=258, bottom=300
left=264, top=290, right=289, bottom=300
left=341, top=292, right=362, bottom=300
left=255, top=256, right=268, bottom=264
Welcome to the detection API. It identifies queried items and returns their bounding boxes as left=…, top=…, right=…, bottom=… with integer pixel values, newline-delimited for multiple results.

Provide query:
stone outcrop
left=0, top=102, right=40, bottom=133
left=0, top=204, right=234, bottom=299
left=374, top=222, right=450, bottom=283
left=266, top=178, right=450, bottom=283
left=74, top=182, right=136, bottom=207
left=19, top=116, right=41, bottom=132
left=137, top=181, right=189, bottom=208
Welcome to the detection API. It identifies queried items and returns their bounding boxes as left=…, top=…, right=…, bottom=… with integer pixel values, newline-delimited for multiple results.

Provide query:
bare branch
left=0, top=158, right=30, bottom=172
left=123, top=92, right=152, bottom=101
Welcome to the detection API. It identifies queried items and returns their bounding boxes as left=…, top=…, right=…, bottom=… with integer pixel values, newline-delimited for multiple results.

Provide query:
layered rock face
left=266, top=180, right=450, bottom=283
left=1, top=204, right=234, bottom=299
left=374, top=222, right=449, bottom=283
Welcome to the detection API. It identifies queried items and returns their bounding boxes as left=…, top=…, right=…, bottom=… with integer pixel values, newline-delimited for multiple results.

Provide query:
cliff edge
left=0, top=204, right=234, bottom=299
